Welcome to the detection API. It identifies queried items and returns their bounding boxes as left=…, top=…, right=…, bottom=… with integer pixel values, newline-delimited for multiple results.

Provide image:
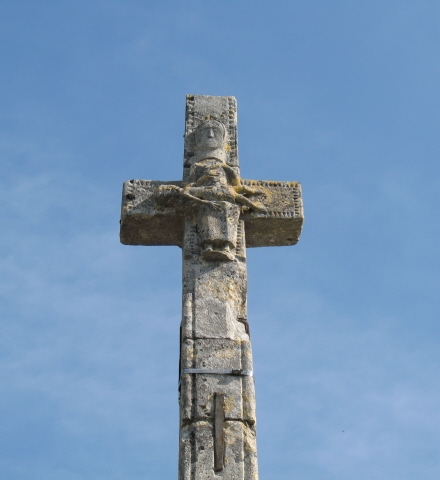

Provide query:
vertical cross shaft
left=178, top=95, right=258, bottom=479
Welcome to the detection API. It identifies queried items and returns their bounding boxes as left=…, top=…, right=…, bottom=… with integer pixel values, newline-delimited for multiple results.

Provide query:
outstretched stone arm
left=154, top=184, right=183, bottom=207
left=181, top=189, right=212, bottom=206
left=235, top=184, right=266, bottom=196
left=155, top=184, right=215, bottom=210
left=234, top=193, right=266, bottom=212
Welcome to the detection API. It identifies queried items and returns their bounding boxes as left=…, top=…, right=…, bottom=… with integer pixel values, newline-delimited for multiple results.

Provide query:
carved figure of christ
left=120, top=95, right=304, bottom=480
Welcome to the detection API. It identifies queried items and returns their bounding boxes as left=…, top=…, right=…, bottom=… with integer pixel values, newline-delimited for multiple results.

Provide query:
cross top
left=183, top=95, right=239, bottom=176
left=120, top=95, right=304, bottom=479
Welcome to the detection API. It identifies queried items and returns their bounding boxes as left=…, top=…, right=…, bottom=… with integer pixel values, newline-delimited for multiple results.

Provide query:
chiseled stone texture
left=179, top=421, right=257, bottom=480
left=191, top=261, right=248, bottom=341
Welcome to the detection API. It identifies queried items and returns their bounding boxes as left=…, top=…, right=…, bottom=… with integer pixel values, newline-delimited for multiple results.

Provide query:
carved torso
left=185, top=159, right=237, bottom=204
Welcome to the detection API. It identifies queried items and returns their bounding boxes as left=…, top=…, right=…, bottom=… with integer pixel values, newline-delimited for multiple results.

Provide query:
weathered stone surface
left=242, top=180, right=303, bottom=247
left=120, top=180, right=184, bottom=246
left=120, top=94, right=304, bottom=479
left=179, top=421, right=257, bottom=480
left=192, top=262, right=248, bottom=340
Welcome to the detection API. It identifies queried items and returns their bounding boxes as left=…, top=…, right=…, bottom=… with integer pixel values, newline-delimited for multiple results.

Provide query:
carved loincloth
left=198, top=201, right=240, bottom=249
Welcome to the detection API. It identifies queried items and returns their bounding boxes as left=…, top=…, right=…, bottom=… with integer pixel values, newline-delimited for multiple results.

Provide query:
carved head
left=194, top=120, right=226, bottom=151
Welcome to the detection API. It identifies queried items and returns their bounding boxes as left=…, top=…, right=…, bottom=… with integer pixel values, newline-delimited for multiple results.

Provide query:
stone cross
left=120, top=95, right=304, bottom=479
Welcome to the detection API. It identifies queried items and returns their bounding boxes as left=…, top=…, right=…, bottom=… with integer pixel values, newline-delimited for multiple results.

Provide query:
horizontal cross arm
left=241, top=180, right=304, bottom=247
left=120, top=178, right=304, bottom=248
left=120, top=179, right=184, bottom=246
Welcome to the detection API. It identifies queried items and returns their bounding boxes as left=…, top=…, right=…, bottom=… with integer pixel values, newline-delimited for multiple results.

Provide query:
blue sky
left=1, top=1, right=440, bottom=479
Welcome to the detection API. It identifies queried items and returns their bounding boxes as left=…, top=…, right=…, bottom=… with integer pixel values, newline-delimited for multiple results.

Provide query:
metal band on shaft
left=181, top=368, right=253, bottom=377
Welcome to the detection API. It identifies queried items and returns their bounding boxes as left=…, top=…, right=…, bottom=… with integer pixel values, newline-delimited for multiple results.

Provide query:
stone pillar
left=179, top=216, right=258, bottom=479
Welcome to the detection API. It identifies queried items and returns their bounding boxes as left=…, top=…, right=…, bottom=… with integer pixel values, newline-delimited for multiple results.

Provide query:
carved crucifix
left=120, top=95, right=304, bottom=479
